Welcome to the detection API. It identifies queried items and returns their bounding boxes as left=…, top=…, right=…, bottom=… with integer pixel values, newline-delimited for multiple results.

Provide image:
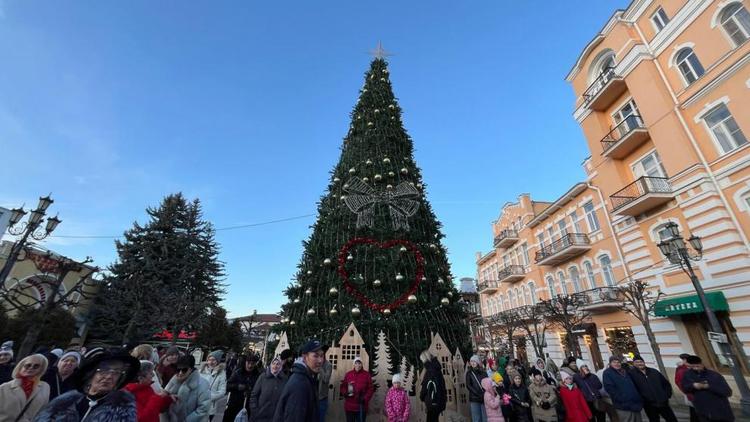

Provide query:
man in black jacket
left=628, top=355, right=677, bottom=422
left=466, top=355, right=488, bottom=422
left=681, top=355, right=734, bottom=422
left=273, top=339, right=325, bottom=422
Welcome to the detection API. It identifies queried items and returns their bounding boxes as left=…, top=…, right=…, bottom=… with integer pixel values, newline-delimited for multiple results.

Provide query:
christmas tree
left=277, top=54, right=471, bottom=365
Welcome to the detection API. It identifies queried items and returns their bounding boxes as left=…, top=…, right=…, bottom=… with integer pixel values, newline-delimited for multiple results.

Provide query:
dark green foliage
left=89, top=193, right=225, bottom=345
left=5, top=308, right=76, bottom=350
left=196, top=306, right=243, bottom=352
left=276, top=59, right=471, bottom=365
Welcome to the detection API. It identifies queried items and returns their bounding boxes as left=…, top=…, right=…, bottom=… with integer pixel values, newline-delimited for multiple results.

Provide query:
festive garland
left=337, top=237, right=425, bottom=313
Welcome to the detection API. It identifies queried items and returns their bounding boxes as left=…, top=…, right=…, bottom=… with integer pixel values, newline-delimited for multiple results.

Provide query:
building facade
left=476, top=0, right=750, bottom=400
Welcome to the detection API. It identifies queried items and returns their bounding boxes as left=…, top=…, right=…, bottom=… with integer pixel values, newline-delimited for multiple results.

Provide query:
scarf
left=19, top=376, right=36, bottom=399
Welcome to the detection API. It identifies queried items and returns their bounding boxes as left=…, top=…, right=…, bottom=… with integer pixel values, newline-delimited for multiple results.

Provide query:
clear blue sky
left=0, top=0, right=629, bottom=317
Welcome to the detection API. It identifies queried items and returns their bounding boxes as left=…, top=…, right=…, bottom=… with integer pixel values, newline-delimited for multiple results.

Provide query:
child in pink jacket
left=482, top=377, right=506, bottom=422
left=385, top=373, right=410, bottom=422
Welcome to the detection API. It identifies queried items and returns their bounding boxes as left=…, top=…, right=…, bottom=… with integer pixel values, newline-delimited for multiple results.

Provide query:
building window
left=613, top=99, right=642, bottom=136
left=632, top=151, right=667, bottom=178
left=583, top=202, right=601, bottom=232
left=675, top=48, right=705, bottom=85
left=704, top=103, right=748, bottom=154
left=599, top=255, right=615, bottom=287
left=720, top=3, right=750, bottom=47
left=498, top=295, right=504, bottom=312
left=521, top=243, right=530, bottom=266
left=546, top=276, right=556, bottom=299
left=569, top=266, right=582, bottom=293
left=569, top=211, right=581, bottom=233
left=651, top=7, right=670, bottom=32
left=508, top=290, right=516, bottom=308
left=584, top=261, right=596, bottom=289
left=557, top=219, right=568, bottom=237
left=516, top=288, right=524, bottom=306
left=528, top=282, right=537, bottom=304
left=654, top=223, right=674, bottom=241
left=557, top=271, right=569, bottom=296
left=537, top=233, right=546, bottom=248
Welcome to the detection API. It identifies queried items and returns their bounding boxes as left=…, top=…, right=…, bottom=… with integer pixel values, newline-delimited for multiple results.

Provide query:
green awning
left=654, top=291, right=729, bottom=317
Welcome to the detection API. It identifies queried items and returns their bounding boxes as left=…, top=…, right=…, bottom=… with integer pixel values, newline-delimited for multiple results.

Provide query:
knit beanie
left=208, top=350, right=224, bottom=362
left=60, top=351, right=81, bottom=365
left=50, top=348, right=63, bottom=358
left=576, top=359, right=589, bottom=369
left=392, top=373, right=402, bottom=384
left=470, top=355, right=482, bottom=365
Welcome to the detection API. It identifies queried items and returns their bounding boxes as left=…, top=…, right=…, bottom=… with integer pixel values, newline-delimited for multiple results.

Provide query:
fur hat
left=576, top=359, right=589, bottom=369
left=392, top=373, right=402, bottom=384
left=74, top=349, right=140, bottom=390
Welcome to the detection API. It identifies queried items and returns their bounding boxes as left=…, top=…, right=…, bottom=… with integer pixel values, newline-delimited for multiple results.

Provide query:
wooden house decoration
left=272, top=331, right=290, bottom=358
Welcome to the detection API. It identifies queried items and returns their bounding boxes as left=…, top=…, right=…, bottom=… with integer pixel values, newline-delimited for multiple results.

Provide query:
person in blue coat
left=602, top=355, right=643, bottom=422
left=273, top=340, right=326, bottom=422
left=681, top=355, right=734, bottom=422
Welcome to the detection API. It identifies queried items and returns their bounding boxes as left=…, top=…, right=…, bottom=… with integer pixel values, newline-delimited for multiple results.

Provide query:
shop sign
left=654, top=291, right=729, bottom=317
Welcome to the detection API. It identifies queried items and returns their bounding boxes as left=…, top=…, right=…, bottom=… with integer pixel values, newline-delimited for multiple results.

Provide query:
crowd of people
left=0, top=337, right=738, bottom=422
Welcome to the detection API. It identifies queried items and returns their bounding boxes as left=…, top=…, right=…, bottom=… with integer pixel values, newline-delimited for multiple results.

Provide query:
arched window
left=599, top=255, right=616, bottom=287
left=557, top=271, right=569, bottom=295
left=569, top=266, right=582, bottom=293
left=720, top=3, right=750, bottom=46
left=497, top=294, right=504, bottom=312
left=516, top=288, right=525, bottom=306
left=508, top=290, right=516, bottom=308
left=584, top=261, right=596, bottom=289
left=675, top=48, right=705, bottom=85
left=546, top=276, right=557, bottom=299
left=528, top=282, right=537, bottom=304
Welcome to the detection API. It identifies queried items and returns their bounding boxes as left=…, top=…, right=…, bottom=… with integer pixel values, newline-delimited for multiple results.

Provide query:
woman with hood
left=481, top=377, right=506, bottom=422
left=419, top=351, right=446, bottom=422
left=533, top=358, right=556, bottom=386
left=198, top=351, right=227, bottom=421
left=466, top=355, right=488, bottom=422
left=0, top=354, right=50, bottom=422
left=249, top=356, right=287, bottom=422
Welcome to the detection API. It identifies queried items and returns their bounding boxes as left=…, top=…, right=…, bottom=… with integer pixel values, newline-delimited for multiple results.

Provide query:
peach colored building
left=476, top=184, right=636, bottom=370
left=567, top=0, right=750, bottom=395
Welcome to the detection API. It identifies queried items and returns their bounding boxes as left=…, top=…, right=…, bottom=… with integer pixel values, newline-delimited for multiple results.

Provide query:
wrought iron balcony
left=493, top=229, right=519, bottom=248
left=535, top=233, right=591, bottom=266
left=477, top=280, right=499, bottom=294
left=611, top=176, right=673, bottom=216
left=583, top=67, right=628, bottom=111
left=579, top=286, right=622, bottom=313
left=497, top=265, right=525, bottom=284
left=601, top=115, right=650, bottom=159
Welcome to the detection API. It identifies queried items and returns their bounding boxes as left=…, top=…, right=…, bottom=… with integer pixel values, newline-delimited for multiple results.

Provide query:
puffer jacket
left=33, top=390, right=136, bottom=422
left=482, top=377, right=504, bottom=422
left=466, top=366, right=487, bottom=403
left=164, top=369, right=211, bottom=422
left=384, top=386, right=410, bottom=422
left=199, top=363, right=227, bottom=416
left=340, top=368, right=374, bottom=413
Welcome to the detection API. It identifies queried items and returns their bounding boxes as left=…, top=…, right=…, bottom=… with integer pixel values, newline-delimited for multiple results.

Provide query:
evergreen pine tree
left=90, top=193, right=225, bottom=344
left=278, top=57, right=471, bottom=365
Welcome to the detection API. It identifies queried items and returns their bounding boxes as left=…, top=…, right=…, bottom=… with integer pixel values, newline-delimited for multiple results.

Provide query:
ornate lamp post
left=0, top=195, right=61, bottom=285
left=656, top=221, right=750, bottom=414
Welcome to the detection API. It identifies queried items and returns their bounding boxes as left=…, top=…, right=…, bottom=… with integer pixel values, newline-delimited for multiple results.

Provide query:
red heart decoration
left=337, top=237, right=425, bottom=313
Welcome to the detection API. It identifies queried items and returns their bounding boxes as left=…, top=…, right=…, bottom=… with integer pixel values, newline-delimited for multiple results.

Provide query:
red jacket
left=124, top=382, right=174, bottom=422
left=674, top=364, right=694, bottom=401
left=559, top=385, right=592, bottom=422
left=340, top=369, right=374, bottom=413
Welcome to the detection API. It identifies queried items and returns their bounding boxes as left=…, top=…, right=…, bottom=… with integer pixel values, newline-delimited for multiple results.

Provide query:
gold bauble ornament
left=374, top=174, right=383, bottom=182
left=323, top=258, right=332, bottom=266
left=347, top=254, right=354, bottom=262
left=438, top=278, right=444, bottom=284
left=383, top=308, right=391, bottom=316
left=366, top=159, right=373, bottom=165
left=400, top=168, right=408, bottom=175
left=362, top=177, right=370, bottom=183
left=388, top=171, right=395, bottom=177
left=367, top=122, right=373, bottom=126
left=448, top=291, right=454, bottom=298
left=329, top=308, right=338, bottom=316
left=386, top=184, right=393, bottom=190
left=293, top=298, right=300, bottom=304
left=306, top=270, right=313, bottom=275
left=307, top=308, right=315, bottom=315
left=400, top=246, right=408, bottom=253
left=329, top=287, right=338, bottom=296
left=441, top=297, right=450, bottom=306
left=429, top=244, right=437, bottom=250
left=305, top=288, right=312, bottom=295
left=395, top=273, right=404, bottom=282
left=352, top=307, right=361, bottom=317
left=343, top=183, right=349, bottom=189
left=374, top=109, right=380, bottom=113
left=349, top=168, right=356, bottom=174
left=407, top=294, right=417, bottom=304
left=380, top=77, right=386, bottom=82
left=333, top=177, right=341, bottom=182
left=388, top=104, right=395, bottom=109
left=340, top=195, right=347, bottom=200
left=383, top=157, right=391, bottom=164
left=373, top=279, right=382, bottom=288
left=391, top=116, right=395, bottom=120
left=421, top=276, right=427, bottom=282
left=290, top=320, right=296, bottom=326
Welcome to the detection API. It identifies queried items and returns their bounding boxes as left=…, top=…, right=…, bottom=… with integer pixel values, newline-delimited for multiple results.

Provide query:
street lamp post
left=0, top=195, right=61, bottom=286
left=656, top=221, right=750, bottom=414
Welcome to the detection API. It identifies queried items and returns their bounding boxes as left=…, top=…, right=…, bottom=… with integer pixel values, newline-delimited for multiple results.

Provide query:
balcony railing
left=494, top=229, right=519, bottom=248
left=497, top=265, right=525, bottom=284
left=582, top=67, right=627, bottom=111
left=579, top=286, right=622, bottom=313
left=611, top=176, right=673, bottom=216
left=601, top=115, right=650, bottom=159
left=477, top=280, right=499, bottom=294
left=535, top=233, right=591, bottom=266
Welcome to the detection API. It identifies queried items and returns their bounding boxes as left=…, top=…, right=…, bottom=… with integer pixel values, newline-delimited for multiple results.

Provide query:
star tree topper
left=369, top=41, right=393, bottom=59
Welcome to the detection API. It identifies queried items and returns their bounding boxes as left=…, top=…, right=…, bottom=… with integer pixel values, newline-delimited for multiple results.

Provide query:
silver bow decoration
left=343, top=177, right=420, bottom=230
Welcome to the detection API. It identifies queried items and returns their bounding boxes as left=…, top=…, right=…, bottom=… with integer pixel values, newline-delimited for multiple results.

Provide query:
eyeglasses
left=95, top=368, right=126, bottom=377
left=23, top=363, right=42, bottom=370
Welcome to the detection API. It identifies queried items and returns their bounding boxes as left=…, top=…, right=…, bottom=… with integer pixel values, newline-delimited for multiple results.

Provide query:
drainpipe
left=630, top=21, right=750, bottom=250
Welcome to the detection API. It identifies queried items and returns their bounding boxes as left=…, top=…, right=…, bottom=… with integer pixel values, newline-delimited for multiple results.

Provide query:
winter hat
left=0, top=341, right=13, bottom=359
left=51, top=348, right=64, bottom=358
left=559, top=371, right=573, bottom=382
left=530, top=368, right=542, bottom=377
left=208, top=350, right=224, bottom=362
left=609, top=355, right=622, bottom=363
left=353, top=356, right=363, bottom=364
left=560, top=367, right=575, bottom=377
left=392, top=373, right=402, bottom=384
left=60, top=351, right=81, bottom=365
left=576, top=359, right=589, bottom=370
left=686, top=355, right=702, bottom=365
left=470, top=355, right=482, bottom=365
left=165, top=346, right=180, bottom=357
left=280, top=349, right=294, bottom=360
left=492, top=372, right=503, bottom=384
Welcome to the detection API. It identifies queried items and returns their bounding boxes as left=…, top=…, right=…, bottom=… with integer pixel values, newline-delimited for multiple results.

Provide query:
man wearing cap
left=602, top=355, right=643, bottom=422
left=681, top=355, right=734, bottom=422
left=42, top=350, right=81, bottom=400
left=34, top=348, right=140, bottom=421
left=273, top=339, right=325, bottom=422
left=340, top=356, right=374, bottom=422
left=628, top=355, right=676, bottom=422
left=318, top=345, right=332, bottom=421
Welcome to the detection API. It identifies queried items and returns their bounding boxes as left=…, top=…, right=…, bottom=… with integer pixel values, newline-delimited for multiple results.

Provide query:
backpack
left=425, top=380, right=440, bottom=409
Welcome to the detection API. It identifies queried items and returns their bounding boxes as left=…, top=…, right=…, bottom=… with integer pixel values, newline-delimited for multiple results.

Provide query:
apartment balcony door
left=613, top=99, right=641, bottom=136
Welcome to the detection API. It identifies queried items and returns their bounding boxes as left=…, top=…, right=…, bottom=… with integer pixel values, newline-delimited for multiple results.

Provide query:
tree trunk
left=18, top=321, right=43, bottom=360
left=507, top=330, right=515, bottom=358
left=565, top=329, right=578, bottom=357
left=122, top=317, right=138, bottom=345
left=643, top=317, right=667, bottom=376
left=171, top=327, right=179, bottom=346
